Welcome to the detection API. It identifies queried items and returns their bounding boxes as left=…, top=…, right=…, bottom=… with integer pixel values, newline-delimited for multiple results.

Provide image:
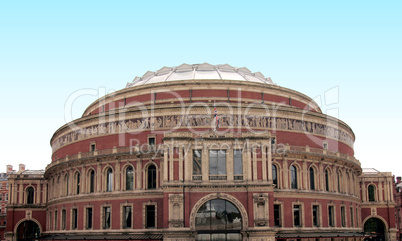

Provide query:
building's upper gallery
left=49, top=63, right=356, bottom=166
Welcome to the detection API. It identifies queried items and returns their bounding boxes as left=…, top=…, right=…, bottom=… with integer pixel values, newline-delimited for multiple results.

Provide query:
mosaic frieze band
left=53, top=115, right=354, bottom=152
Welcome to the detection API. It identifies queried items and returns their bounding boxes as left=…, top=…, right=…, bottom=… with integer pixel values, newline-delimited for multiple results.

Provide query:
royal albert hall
left=5, top=63, right=398, bottom=241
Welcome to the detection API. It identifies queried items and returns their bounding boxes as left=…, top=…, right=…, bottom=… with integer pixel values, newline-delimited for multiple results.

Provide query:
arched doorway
left=195, top=199, right=242, bottom=241
left=364, top=217, right=385, bottom=241
left=17, top=221, right=40, bottom=241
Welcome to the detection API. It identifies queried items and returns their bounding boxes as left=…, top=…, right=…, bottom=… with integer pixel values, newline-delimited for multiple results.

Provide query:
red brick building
left=5, top=64, right=399, bottom=241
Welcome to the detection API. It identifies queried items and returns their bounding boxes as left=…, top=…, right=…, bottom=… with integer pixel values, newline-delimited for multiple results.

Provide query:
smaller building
left=395, top=176, right=402, bottom=241
left=4, top=165, right=45, bottom=241
left=360, top=168, right=398, bottom=241
left=0, top=165, right=13, bottom=241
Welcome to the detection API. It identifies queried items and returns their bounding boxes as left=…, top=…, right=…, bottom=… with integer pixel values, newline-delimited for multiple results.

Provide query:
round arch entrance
left=16, top=221, right=40, bottom=241
left=195, top=198, right=242, bottom=241
left=364, top=217, right=385, bottom=241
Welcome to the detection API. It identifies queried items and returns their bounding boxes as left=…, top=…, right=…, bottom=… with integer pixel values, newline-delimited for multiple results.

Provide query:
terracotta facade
left=4, top=64, right=400, bottom=241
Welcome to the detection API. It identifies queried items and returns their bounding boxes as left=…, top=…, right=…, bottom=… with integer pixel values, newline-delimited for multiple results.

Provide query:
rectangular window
left=146, top=205, right=156, bottom=228
left=293, top=205, right=301, bottom=227
left=123, top=206, right=132, bottom=228
left=148, top=137, right=155, bottom=146
left=5, top=193, right=8, bottom=201
left=209, top=150, right=226, bottom=180
left=0, top=194, right=2, bottom=201
left=49, top=211, right=52, bottom=230
left=350, top=207, right=354, bottom=227
left=274, top=204, right=281, bottom=227
left=103, top=207, right=111, bottom=229
left=61, top=210, right=66, bottom=230
left=0, top=184, right=2, bottom=189
left=341, top=206, right=346, bottom=227
left=72, top=208, right=78, bottom=229
left=233, top=149, right=243, bottom=180
left=86, top=208, right=93, bottom=229
left=192, top=150, right=202, bottom=181
left=54, top=210, right=58, bottom=230
left=328, top=206, right=335, bottom=227
left=90, top=144, right=96, bottom=152
left=312, top=205, right=319, bottom=227
left=356, top=207, right=359, bottom=227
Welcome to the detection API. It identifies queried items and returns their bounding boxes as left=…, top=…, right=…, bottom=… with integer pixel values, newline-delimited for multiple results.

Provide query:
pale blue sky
left=0, top=1, right=401, bottom=176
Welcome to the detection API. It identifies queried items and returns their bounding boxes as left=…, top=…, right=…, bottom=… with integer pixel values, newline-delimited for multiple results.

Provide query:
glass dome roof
left=126, top=63, right=274, bottom=88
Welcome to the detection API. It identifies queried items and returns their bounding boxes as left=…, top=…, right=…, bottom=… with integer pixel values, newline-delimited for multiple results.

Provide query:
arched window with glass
left=125, top=166, right=134, bottom=191
left=290, top=165, right=298, bottom=189
left=272, top=164, right=278, bottom=188
left=309, top=167, right=315, bottom=190
left=337, top=171, right=342, bottom=193
left=325, top=169, right=330, bottom=191
left=26, top=187, right=35, bottom=204
left=89, top=169, right=95, bottom=193
left=75, top=172, right=80, bottom=195
left=195, top=199, right=242, bottom=241
left=64, top=174, right=69, bottom=196
left=368, top=185, right=376, bottom=202
left=147, top=164, right=157, bottom=189
left=106, top=168, right=113, bottom=192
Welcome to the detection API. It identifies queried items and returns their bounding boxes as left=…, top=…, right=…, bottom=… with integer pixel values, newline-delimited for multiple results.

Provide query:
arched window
left=64, top=174, right=69, bottom=196
left=89, top=170, right=95, bottom=193
left=368, top=185, right=376, bottom=202
left=195, top=199, right=242, bottom=240
left=272, top=164, right=278, bottom=188
left=106, top=168, right=113, bottom=192
left=290, top=165, right=298, bottom=189
left=325, top=169, right=330, bottom=191
left=75, top=172, right=80, bottom=195
left=337, top=171, right=342, bottom=193
left=147, top=165, right=157, bottom=189
left=26, top=187, right=34, bottom=204
left=309, top=167, right=315, bottom=190
left=126, top=166, right=134, bottom=191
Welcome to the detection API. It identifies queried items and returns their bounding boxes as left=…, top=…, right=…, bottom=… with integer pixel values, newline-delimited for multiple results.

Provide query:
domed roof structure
left=126, top=63, right=274, bottom=87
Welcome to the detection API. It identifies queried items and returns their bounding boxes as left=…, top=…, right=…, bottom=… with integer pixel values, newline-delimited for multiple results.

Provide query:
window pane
left=72, top=209, right=78, bottom=229
left=124, top=206, right=132, bottom=228
left=312, top=205, right=318, bottom=227
left=368, top=185, right=375, bottom=201
left=148, top=165, right=156, bottom=189
left=107, top=169, right=113, bottom=192
left=76, top=173, right=80, bottom=194
left=341, top=206, right=346, bottom=227
left=61, top=210, right=66, bottom=230
left=104, top=207, right=111, bottom=229
left=195, top=199, right=242, bottom=231
left=27, top=187, right=34, bottom=204
left=291, top=166, right=297, bottom=189
left=90, top=170, right=95, bottom=193
left=293, top=205, right=300, bottom=226
left=233, top=150, right=242, bottom=175
left=274, top=204, right=281, bottom=227
left=272, top=165, right=278, bottom=188
left=209, top=150, right=218, bottom=175
left=146, top=205, right=155, bottom=228
left=328, top=206, right=334, bottom=227
left=218, top=150, right=226, bottom=175
left=87, top=208, right=92, bottom=229
left=126, top=166, right=134, bottom=191
left=193, top=150, right=202, bottom=177
left=309, top=167, right=315, bottom=190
